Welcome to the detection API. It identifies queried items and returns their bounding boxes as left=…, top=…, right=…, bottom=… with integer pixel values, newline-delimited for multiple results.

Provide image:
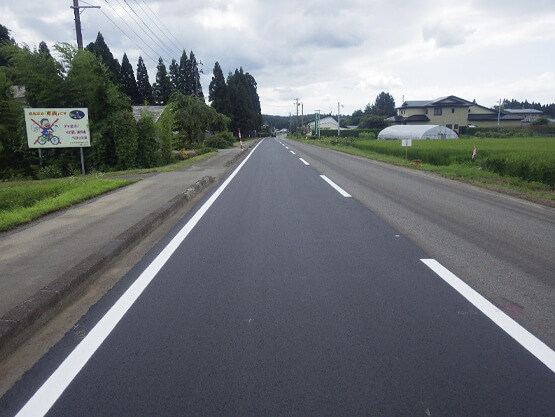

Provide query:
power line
left=132, top=0, right=184, bottom=56
left=110, top=0, right=172, bottom=62
left=123, top=0, right=181, bottom=58
left=97, top=7, right=157, bottom=65
left=103, top=0, right=167, bottom=63
left=137, top=0, right=186, bottom=52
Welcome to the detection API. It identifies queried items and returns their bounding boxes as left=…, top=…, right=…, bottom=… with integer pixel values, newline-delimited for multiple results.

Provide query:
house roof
left=504, top=108, right=543, bottom=115
left=398, top=95, right=474, bottom=109
left=387, top=114, right=430, bottom=122
left=467, top=113, right=523, bottom=121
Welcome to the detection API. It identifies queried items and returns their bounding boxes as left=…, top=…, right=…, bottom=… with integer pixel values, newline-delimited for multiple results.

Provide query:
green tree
left=366, top=91, right=396, bottom=117
left=209, top=61, right=230, bottom=116
left=166, top=91, right=230, bottom=146
left=358, top=114, right=389, bottom=129
left=37, top=41, right=51, bottom=59
left=112, top=110, right=138, bottom=169
left=0, top=70, right=25, bottom=178
left=0, top=23, right=14, bottom=67
left=188, top=51, right=203, bottom=98
left=120, top=53, right=140, bottom=104
left=136, top=56, right=153, bottom=104
left=153, top=57, right=171, bottom=104
left=85, top=32, right=121, bottom=84
left=178, top=50, right=190, bottom=95
left=136, top=110, right=159, bottom=168
left=3, top=43, right=66, bottom=107
left=227, top=68, right=261, bottom=134
left=169, top=58, right=181, bottom=94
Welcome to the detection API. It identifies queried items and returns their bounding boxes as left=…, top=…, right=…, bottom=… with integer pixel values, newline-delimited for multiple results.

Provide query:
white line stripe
left=320, top=175, right=352, bottom=198
left=15, top=140, right=265, bottom=417
left=285, top=146, right=289, bottom=149
left=421, top=259, right=555, bottom=373
left=299, top=158, right=310, bottom=166
left=290, top=151, right=296, bottom=155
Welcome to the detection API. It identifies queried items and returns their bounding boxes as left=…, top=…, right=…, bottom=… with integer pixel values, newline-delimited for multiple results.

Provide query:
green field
left=292, top=135, right=554, bottom=204
left=351, top=137, right=554, bottom=187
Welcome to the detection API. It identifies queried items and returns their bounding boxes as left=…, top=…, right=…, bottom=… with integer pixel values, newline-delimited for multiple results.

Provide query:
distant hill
left=263, top=115, right=290, bottom=130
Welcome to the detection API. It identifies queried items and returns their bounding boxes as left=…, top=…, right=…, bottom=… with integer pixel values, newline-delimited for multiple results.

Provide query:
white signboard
left=402, top=139, right=412, bottom=147
left=24, top=108, right=90, bottom=148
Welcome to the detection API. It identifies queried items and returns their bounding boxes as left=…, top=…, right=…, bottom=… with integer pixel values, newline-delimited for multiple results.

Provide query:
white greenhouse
left=378, top=125, right=458, bottom=140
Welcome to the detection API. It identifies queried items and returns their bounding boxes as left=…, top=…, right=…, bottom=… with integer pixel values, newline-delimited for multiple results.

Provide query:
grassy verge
left=0, top=151, right=222, bottom=232
left=0, top=175, right=136, bottom=232
left=106, top=151, right=217, bottom=176
left=290, top=137, right=555, bottom=207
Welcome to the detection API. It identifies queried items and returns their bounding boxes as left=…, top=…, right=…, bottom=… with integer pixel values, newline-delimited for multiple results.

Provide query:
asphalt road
left=1, top=137, right=554, bottom=416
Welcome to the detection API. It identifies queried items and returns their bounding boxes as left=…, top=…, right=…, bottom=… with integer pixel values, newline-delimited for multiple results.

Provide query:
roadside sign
left=24, top=108, right=90, bottom=149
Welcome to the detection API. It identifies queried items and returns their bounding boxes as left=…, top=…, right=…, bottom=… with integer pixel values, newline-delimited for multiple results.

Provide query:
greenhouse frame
left=377, top=125, right=458, bottom=140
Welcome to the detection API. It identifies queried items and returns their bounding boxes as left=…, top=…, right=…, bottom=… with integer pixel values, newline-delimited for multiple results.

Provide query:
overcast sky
left=2, top=0, right=554, bottom=116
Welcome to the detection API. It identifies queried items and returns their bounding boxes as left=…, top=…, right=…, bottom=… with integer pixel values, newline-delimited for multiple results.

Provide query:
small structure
left=132, top=105, right=166, bottom=122
left=378, top=125, right=458, bottom=140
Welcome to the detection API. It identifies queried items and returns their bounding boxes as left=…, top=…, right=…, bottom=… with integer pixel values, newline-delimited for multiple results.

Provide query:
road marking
left=285, top=146, right=289, bottom=149
left=290, top=150, right=296, bottom=155
left=299, top=158, right=310, bottom=166
left=14, top=140, right=265, bottom=417
left=320, top=175, right=352, bottom=198
left=421, top=259, right=555, bottom=373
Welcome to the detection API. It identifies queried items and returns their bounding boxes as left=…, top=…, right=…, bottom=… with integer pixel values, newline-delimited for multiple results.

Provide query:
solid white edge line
left=320, top=175, right=352, bottom=198
left=15, top=140, right=265, bottom=417
left=421, top=259, right=555, bottom=373
left=299, top=158, right=310, bottom=166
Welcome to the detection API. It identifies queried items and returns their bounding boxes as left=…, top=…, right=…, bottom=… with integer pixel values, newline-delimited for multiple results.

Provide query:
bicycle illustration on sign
left=31, top=118, right=61, bottom=145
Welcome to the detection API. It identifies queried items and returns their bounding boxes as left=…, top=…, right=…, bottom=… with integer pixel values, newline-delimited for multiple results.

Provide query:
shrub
left=204, top=132, right=234, bottom=149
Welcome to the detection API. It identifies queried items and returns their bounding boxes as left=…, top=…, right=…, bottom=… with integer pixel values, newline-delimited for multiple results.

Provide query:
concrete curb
left=0, top=175, right=215, bottom=362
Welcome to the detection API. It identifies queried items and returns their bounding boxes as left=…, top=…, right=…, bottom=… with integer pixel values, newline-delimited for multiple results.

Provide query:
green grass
left=292, top=136, right=555, bottom=205
left=0, top=151, right=221, bottom=232
left=106, top=151, right=217, bottom=176
left=0, top=175, right=136, bottom=232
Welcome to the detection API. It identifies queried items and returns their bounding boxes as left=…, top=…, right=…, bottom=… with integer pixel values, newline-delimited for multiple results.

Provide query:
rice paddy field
left=351, top=137, right=554, bottom=188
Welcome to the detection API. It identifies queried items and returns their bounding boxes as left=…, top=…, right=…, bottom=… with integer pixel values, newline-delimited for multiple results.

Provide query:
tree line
left=0, top=24, right=262, bottom=179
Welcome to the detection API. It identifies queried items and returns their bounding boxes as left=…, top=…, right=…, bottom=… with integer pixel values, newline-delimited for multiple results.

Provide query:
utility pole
left=70, top=0, right=100, bottom=50
left=294, top=98, right=300, bottom=135
left=301, top=103, right=304, bottom=136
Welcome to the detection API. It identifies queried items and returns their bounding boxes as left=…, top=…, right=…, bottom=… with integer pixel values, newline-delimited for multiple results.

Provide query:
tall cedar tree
left=153, top=57, right=172, bottom=104
left=38, top=41, right=51, bottom=59
left=227, top=68, right=261, bottom=134
left=169, top=58, right=181, bottom=94
left=136, top=56, right=153, bottom=104
left=188, top=51, right=203, bottom=98
left=120, top=53, right=141, bottom=104
left=209, top=61, right=230, bottom=116
left=85, top=32, right=121, bottom=84
left=0, top=24, right=15, bottom=66
left=178, top=51, right=189, bottom=95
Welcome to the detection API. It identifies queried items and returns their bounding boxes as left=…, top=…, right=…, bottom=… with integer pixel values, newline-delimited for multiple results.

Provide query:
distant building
left=306, top=116, right=339, bottom=131
left=389, top=95, right=527, bottom=134
left=503, top=108, right=543, bottom=124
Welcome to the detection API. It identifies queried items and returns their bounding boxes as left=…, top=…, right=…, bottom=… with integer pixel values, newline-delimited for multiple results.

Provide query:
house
left=390, top=95, right=525, bottom=134
left=503, top=108, right=543, bottom=124
left=306, top=116, right=339, bottom=131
